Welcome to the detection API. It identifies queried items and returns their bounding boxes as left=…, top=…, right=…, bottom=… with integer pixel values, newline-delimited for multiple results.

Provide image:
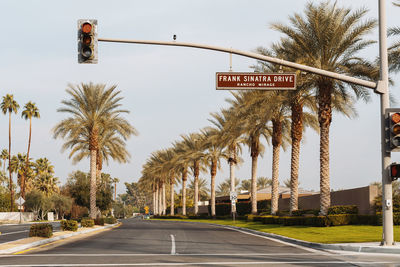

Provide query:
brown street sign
left=216, top=72, right=296, bottom=90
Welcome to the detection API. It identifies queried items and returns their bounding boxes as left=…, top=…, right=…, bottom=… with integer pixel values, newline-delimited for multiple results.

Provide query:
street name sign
left=216, top=72, right=296, bottom=90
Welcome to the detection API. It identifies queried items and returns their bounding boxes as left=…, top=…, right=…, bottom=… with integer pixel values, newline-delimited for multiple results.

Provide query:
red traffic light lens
left=82, top=22, right=92, bottom=34
left=392, top=165, right=398, bottom=177
left=391, top=113, right=400, bottom=124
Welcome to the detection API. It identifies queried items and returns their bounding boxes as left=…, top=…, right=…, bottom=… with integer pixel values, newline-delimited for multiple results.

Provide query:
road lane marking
left=0, top=230, right=29, bottom=236
left=170, top=234, right=176, bottom=255
left=0, top=261, right=393, bottom=266
left=0, top=253, right=320, bottom=257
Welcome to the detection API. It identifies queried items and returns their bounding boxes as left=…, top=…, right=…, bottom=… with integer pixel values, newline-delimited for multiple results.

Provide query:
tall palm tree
left=257, top=177, right=272, bottom=189
left=1, top=94, right=19, bottom=211
left=227, top=92, right=271, bottom=214
left=188, top=177, right=210, bottom=201
left=216, top=177, right=240, bottom=197
left=201, top=127, right=227, bottom=217
left=34, top=158, right=55, bottom=176
left=271, top=1, right=377, bottom=214
left=172, top=140, right=191, bottom=215
left=180, top=132, right=205, bottom=215
left=53, top=83, right=136, bottom=218
left=21, top=101, right=40, bottom=199
left=209, top=108, right=243, bottom=215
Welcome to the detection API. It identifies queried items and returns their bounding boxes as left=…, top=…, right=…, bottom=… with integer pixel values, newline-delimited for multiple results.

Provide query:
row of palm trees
left=139, top=1, right=400, bottom=217
left=1, top=94, right=40, bottom=211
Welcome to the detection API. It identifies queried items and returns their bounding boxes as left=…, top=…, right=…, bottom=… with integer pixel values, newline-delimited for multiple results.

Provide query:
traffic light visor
left=82, top=22, right=92, bottom=34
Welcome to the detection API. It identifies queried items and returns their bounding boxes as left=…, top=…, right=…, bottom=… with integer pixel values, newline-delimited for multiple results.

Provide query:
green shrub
left=61, top=220, right=78, bottom=231
left=29, top=223, right=53, bottom=238
left=328, top=205, right=358, bottom=215
left=104, top=216, right=117, bottom=224
left=291, top=209, right=319, bottom=216
left=81, top=218, right=95, bottom=227
left=153, top=215, right=188, bottom=220
left=327, top=214, right=355, bottom=226
left=94, top=217, right=105, bottom=226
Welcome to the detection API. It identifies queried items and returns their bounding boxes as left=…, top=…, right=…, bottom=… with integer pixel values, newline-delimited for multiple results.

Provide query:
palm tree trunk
left=22, top=118, right=32, bottom=199
left=271, top=145, right=280, bottom=215
left=155, top=183, right=159, bottom=215
left=229, top=146, right=237, bottom=215
left=210, top=159, right=217, bottom=217
left=271, top=120, right=282, bottom=215
left=9, top=112, right=13, bottom=212
left=170, top=179, right=175, bottom=215
left=251, top=154, right=259, bottom=214
left=182, top=178, right=187, bottom=216
left=158, top=183, right=162, bottom=215
left=289, top=102, right=303, bottom=215
left=162, top=182, right=166, bottom=215
left=318, top=86, right=332, bottom=215
left=89, top=149, right=97, bottom=218
left=194, top=160, right=200, bottom=215
left=152, top=185, right=156, bottom=215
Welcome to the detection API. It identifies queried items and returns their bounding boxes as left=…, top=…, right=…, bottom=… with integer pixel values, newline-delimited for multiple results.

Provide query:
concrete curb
left=155, top=219, right=400, bottom=255
left=0, top=223, right=119, bottom=255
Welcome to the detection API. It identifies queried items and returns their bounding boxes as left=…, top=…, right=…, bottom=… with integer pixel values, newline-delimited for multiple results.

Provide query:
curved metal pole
left=98, top=38, right=377, bottom=89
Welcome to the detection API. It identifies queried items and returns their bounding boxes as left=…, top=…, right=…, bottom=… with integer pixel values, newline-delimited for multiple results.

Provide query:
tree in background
left=188, top=177, right=210, bottom=201
left=216, top=178, right=240, bottom=197
left=1, top=94, right=20, bottom=211
left=21, top=101, right=40, bottom=198
left=122, top=182, right=147, bottom=212
left=54, top=83, right=136, bottom=218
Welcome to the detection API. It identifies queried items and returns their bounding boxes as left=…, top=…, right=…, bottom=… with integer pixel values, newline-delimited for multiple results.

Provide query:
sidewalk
left=0, top=223, right=119, bottom=255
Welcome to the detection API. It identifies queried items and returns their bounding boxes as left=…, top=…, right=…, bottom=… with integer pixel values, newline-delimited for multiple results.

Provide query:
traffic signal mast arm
left=98, top=37, right=377, bottom=91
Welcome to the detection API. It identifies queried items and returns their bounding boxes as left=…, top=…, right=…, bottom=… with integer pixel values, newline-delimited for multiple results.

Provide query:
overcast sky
left=1, top=0, right=400, bottom=196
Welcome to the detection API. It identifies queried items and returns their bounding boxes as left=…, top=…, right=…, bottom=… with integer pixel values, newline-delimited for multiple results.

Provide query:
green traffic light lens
left=81, top=47, right=92, bottom=58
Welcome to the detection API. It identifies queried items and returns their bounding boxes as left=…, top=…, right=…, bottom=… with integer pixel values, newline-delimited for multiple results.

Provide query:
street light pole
left=378, top=0, right=394, bottom=246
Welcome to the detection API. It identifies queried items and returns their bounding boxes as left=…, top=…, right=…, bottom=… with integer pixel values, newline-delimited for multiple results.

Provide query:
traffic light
left=390, top=163, right=400, bottom=181
left=386, top=109, right=400, bottom=152
left=78, top=19, right=98, bottom=64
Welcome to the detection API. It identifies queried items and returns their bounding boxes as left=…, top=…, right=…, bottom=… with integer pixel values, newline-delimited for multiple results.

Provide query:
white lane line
left=0, top=261, right=393, bottom=266
left=0, top=230, right=29, bottom=236
left=0, top=253, right=318, bottom=257
left=170, top=234, right=176, bottom=255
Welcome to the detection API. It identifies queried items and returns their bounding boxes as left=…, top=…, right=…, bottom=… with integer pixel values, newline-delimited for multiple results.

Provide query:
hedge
left=81, top=218, right=95, bottom=227
left=29, top=223, right=53, bottom=238
left=61, top=220, right=78, bottom=231
left=104, top=217, right=117, bottom=224
left=211, top=200, right=271, bottom=216
left=94, top=217, right=105, bottom=226
left=328, top=205, right=358, bottom=215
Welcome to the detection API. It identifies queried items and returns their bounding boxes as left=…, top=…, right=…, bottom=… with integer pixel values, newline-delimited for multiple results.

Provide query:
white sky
left=1, top=0, right=399, bottom=196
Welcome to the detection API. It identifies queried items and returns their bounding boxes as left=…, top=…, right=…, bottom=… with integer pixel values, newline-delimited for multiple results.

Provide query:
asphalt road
left=0, top=218, right=399, bottom=266
left=0, top=222, right=60, bottom=244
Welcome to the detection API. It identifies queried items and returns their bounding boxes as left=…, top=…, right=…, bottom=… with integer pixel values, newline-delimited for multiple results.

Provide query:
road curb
left=155, top=219, right=400, bottom=255
left=0, top=222, right=120, bottom=255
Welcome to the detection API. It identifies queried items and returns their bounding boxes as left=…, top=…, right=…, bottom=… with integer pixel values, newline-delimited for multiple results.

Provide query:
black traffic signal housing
left=78, top=19, right=98, bottom=64
left=390, top=163, right=400, bottom=181
left=386, top=109, right=400, bottom=152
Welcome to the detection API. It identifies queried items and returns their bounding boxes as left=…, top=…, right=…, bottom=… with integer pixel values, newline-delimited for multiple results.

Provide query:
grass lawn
left=152, top=218, right=400, bottom=244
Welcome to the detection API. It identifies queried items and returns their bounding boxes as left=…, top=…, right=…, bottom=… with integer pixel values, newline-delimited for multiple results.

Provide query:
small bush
left=327, top=214, right=355, bottom=226
left=94, top=217, right=105, bottom=226
left=29, top=223, right=53, bottom=238
left=61, top=220, right=78, bottom=231
left=328, top=205, right=358, bottom=215
left=104, top=217, right=117, bottom=224
left=291, top=209, right=319, bottom=216
left=81, top=218, right=95, bottom=227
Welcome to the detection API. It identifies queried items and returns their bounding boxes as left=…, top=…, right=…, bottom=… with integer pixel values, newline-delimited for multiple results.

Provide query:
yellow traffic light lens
left=82, top=23, right=92, bottom=34
left=82, top=36, right=92, bottom=45
left=394, top=125, right=400, bottom=135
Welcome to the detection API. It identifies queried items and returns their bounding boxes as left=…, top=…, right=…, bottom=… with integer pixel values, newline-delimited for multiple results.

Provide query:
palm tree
left=239, top=179, right=251, bottom=192
left=271, top=2, right=377, bottom=214
left=209, top=108, right=243, bottom=215
left=112, top=177, right=120, bottom=201
left=216, top=177, right=240, bottom=197
left=227, top=92, right=271, bottom=214
left=34, top=158, right=54, bottom=176
left=1, top=94, right=20, bottom=211
left=21, top=101, right=40, bottom=198
left=1, top=149, right=8, bottom=174
left=257, top=177, right=272, bottom=189
left=389, top=1, right=400, bottom=73
left=188, top=177, right=210, bottom=201
left=180, top=132, right=206, bottom=215
left=201, top=127, right=227, bottom=217
left=53, top=83, right=136, bottom=218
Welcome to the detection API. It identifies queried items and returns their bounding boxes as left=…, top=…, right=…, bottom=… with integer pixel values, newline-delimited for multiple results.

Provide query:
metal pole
left=379, top=0, right=394, bottom=246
